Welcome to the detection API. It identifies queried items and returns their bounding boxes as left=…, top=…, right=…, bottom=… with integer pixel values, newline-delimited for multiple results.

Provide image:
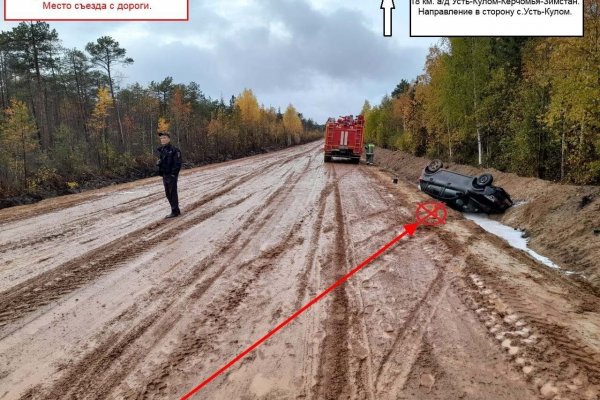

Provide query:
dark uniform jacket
left=156, top=144, right=182, bottom=176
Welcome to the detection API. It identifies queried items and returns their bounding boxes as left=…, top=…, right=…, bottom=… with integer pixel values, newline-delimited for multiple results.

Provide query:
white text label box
left=5, top=0, right=188, bottom=21
left=410, top=0, right=583, bottom=37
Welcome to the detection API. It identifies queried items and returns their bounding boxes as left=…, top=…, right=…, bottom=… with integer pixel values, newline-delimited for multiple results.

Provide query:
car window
left=442, top=188, right=461, bottom=199
left=424, top=183, right=444, bottom=196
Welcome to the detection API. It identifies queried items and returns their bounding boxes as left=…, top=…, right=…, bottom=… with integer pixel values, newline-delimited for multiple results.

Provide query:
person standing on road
left=156, top=132, right=182, bottom=218
left=365, top=143, right=375, bottom=165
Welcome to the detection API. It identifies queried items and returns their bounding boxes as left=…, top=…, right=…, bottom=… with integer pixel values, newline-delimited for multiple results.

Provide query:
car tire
left=476, top=173, right=493, bottom=187
left=426, top=159, right=443, bottom=173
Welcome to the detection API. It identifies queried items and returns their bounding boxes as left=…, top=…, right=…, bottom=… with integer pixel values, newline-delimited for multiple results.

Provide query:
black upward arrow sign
left=381, top=0, right=395, bottom=37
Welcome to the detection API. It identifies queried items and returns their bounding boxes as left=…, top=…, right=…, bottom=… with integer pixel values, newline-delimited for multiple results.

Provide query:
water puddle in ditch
left=462, top=212, right=573, bottom=273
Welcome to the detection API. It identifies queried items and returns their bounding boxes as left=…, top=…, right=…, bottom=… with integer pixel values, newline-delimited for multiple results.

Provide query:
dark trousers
left=366, top=153, right=374, bottom=164
left=162, top=174, right=180, bottom=214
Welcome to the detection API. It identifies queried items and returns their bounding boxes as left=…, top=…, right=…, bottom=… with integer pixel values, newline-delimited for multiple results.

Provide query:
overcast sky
left=1, top=0, right=437, bottom=122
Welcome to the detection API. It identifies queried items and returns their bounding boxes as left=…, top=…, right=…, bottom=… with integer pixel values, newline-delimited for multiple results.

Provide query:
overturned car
left=418, top=159, right=513, bottom=214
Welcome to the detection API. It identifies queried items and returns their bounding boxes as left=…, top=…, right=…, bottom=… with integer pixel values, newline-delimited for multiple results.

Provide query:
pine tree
left=86, top=36, right=133, bottom=146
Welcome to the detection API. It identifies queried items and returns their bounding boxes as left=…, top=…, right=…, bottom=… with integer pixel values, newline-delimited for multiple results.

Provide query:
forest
left=363, top=0, right=600, bottom=185
left=0, top=23, right=322, bottom=203
left=2, top=3, right=599, bottom=206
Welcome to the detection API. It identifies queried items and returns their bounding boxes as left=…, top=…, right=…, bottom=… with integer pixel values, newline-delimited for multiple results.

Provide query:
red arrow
left=404, top=222, right=418, bottom=237
left=181, top=222, right=421, bottom=399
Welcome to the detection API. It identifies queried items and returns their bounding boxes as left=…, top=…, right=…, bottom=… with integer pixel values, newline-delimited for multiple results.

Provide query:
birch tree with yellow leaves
left=0, top=99, right=39, bottom=189
left=283, top=105, right=303, bottom=145
left=235, top=89, right=262, bottom=152
left=89, top=87, right=112, bottom=167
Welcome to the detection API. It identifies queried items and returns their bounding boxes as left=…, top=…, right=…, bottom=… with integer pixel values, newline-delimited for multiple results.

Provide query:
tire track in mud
left=0, top=193, right=251, bottom=334
left=23, top=157, right=315, bottom=400
left=0, top=172, right=220, bottom=227
left=233, top=161, right=308, bottom=253
left=32, top=229, right=249, bottom=399
left=0, top=226, right=81, bottom=255
left=345, top=166, right=415, bottom=254
left=338, top=165, right=421, bottom=400
left=109, top=192, right=165, bottom=215
left=341, top=167, right=401, bottom=400
left=0, top=192, right=160, bottom=254
left=349, top=166, right=415, bottom=253
left=293, top=184, right=332, bottom=310
left=129, top=155, right=319, bottom=398
left=455, top=254, right=600, bottom=399
left=0, top=194, right=112, bottom=226
left=299, top=164, right=405, bottom=400
left=340, top=225, right=376, bottom=398
left=346, top=208, right=391, bottom=224
left=373, top=234, right=457, bottom=398
left=294, top=180, right=332, bottom=400
left=313, top=179, right=352, bottom=400
left=131, top=219, right=307, bottom=400
left=0, top=173, right=243, bottom=269
left=0, top=194, right=155, bottom=254
left=0, top=153, right=302, bottom=332
left=1, top=177, right=177, bottom=229
left=132, top=155, right=320, bottom=398
left=431, top=221, right=600, bottom=398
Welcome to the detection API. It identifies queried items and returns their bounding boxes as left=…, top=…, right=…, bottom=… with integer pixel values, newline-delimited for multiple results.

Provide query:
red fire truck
left=323, top=115, right=365, bottom=163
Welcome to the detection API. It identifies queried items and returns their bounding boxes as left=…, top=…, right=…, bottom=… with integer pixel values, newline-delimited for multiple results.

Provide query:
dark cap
left=158, top=132, right=170, bottom=138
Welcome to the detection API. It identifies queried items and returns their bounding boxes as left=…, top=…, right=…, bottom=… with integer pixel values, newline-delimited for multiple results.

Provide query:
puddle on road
left=463, top=213, right=568, bottom=272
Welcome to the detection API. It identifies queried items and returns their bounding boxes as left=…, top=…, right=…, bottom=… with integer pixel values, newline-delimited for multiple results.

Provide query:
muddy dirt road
left=1, top=142, right=599, bottom=400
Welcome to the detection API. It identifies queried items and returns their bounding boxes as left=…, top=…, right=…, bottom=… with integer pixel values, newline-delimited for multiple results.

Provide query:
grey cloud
left=37, top=0, right=432, bottom=120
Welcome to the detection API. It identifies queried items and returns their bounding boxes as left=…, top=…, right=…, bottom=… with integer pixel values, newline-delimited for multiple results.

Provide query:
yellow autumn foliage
left=235, top=89, right=261, bottom=125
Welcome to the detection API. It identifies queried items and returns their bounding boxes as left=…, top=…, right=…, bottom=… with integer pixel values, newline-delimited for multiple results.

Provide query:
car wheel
left=476, top=173, right=493, bottom=187
left=425, top=159, right=443, bottom=173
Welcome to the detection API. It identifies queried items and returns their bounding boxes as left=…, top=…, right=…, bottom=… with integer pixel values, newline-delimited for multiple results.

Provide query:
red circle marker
left=415, top=202, right=447, bottom=226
